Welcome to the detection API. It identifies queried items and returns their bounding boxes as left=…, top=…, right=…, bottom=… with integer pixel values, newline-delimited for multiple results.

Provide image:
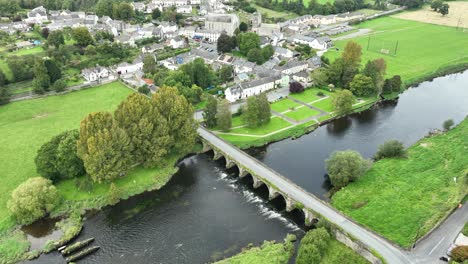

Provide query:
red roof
left=142, top=78, right=154, bottom=85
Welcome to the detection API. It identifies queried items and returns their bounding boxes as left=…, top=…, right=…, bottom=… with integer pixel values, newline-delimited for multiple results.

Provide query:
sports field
left=325, top=17, right=468, bottom=85
left=0, top=82, right=132, bottom=233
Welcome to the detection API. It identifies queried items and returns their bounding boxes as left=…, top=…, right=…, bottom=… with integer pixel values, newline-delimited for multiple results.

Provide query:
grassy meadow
left=325, top=17, right=468, bottom=86
left=0, top=82, right=133, bottom=233
left=332, top=118, right=468, bottom=247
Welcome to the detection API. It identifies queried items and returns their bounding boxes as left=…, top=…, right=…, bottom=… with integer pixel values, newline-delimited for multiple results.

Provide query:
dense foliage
left=296, top=228, right=331, bottom=264
left=326, top=150, right=370, bottom=189
left=374, top=140, right=406, bottom=160
left=331, top=89, right=355, bottom=115
left=7, top=177, right=61, bottom=225
left=242, top=93, right=271, bottom=127
left=217, top=99, right=232, bottom=132
left=451, top=246, right=468, bottom=262
left=203, top=95, right=218, bottom=128
left=289, top=82, right=305, bottom=93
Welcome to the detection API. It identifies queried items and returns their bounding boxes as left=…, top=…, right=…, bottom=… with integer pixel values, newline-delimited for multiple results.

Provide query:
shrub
left=326, top=150, right=371, bottom=189
left=138, top=85, right=150, bottom=95
left=443, top=119, right=454, bottom=131
left=451, top=246, right=468, bottom=262
left=289, top=81, right=304, bottom=93
left=374, top=140, right=406, bottom=160
left=317, top=91, right=325, bottom=97
left=7, top=177, right=62, bottom=225
left=52, top=79, right=67, bottom=92
left=296, top=227, right=331, bottom=264
left=463, top=222, right=468, bottom=236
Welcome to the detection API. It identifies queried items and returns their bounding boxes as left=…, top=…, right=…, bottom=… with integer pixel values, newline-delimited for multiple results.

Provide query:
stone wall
left=334, top=229, right=383, bottom=264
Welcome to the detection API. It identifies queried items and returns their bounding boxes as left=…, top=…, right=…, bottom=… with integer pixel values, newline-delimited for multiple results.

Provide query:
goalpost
left=366, top=36, right=399, bottom=56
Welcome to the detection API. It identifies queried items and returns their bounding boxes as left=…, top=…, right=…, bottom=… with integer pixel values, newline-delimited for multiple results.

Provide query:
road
left=198, top=127, right=413, bottom=264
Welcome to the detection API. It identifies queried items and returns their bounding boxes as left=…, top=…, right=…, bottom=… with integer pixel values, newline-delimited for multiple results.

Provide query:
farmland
left=325, top=17, right=468, bottom=86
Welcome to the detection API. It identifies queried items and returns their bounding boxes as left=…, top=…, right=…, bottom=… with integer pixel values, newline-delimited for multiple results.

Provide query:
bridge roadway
left=198, top=127, right=415, bottom=264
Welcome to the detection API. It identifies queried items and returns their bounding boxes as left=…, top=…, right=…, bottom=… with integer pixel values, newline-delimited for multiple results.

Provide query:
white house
left=116, top=57, right=144, bottom=74
left=274, top=46, right=294, bottom=58
left=169, top=36, right=186, bottom=49
left=232, top=59, right=256, bottom=74
left=178, top=26, right=196, bottom=38
left=292, top=71, right=311, bottom=84
left=82, top=67, right=110, bottom=82
left=131, top=2, right=146, bottom=12
left=25, top=6, right=48, bottom=24
left=156, top=22, right=178, bottom=39
left=176, top=5, right=192, bottom=14
left=225, top=75, right=286, bottom=102
left=194, top=29, right=220, bottom=43
left=274, top=60, right=309, bottom=75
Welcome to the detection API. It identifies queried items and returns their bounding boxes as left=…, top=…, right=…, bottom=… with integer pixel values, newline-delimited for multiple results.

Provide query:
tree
left=0, top=84, right=10, bottom=106
left=203, top=95, right=218, bottom=128
left=342, top=41, right=362, bottom=66
left=296, top=228, right=331, bottom=264
left=349, top=74, right=376, bottom=97
left=152, top=86, right=197, bottom=155
left=310, top=68, right=329, bottom=87
left=238, top=32, right=260, bottom=56
left=430, top=0, right=443, bottom=11
left=95, top=0, right=114, bottom=17
left=327, top=58, right=358, bottom=88
left=152, top=8, right=162, bottom=20
left=362, top=58, right=386, bottom=94
left=77, top=112, right=132, bottom=183
left=35, top=130, right=85, bottom=181
left=261, top=45, right=274, bottom=62
left=47, top=30, right=65, bottom=49
left=179, top=58, right=215, bottom=89
left=326, top=150, right=370, bottom=189
left=7, top=177, right=61, bottom=225
left=108, top=183, right=122, bottom=205
left=443, top=119, right=454, bottom=130
left=289, top=81, right=305, bottom=93
left=374, top=140, right=406, bottom=160
left=382, top=78, right=393, bottom=94
left=243, top=94, right=271, bottom=127
left=390, top=75, right=402, bottom=92
left=451, top=245, right=468, bottom=262
left=219, top=65, right=234, bottom=83
left=41, top=28, right=50, bottom=39
left=216, top=99, right=232, bottom=132
left=138, top=85, right=151, bottom=95
left=247, top=48, right=263, bottom=64
left=44, top=59, right=62, bottom=84
left=239, top=21, right=248, bottom=32
left=331, top=90, right=355, bottom=115
left=52, top=79, right=67, bottom=92
left=113, top=2, right=135, bottom=21
left=33, top=58, right=51, bottom=94
left=143, top=55, right=157, bottom=74
left=72, top=27, right=94, bottom=47
left=439, top=3, right=449, bottom=15
left=217, top=33, right=236, bottom=53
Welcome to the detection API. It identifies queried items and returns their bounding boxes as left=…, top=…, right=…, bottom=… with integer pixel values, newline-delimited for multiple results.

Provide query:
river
left=25, top=70, right=468, bottom=264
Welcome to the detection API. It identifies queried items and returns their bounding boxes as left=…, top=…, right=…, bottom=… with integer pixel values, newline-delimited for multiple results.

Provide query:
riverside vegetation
left=0, top=83, right=198, bottom=263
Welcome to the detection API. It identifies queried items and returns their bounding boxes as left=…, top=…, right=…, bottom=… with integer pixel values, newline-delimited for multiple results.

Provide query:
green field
left=332, top=118, right=468, bottom=247
left=312, top=97, right=334, bottom=112
left=321, top=239, right=369, bottom=264
left=289, top=89, right=330, bottom=103
left=325, top=17, right=468, bottom=86
left=6, top=46, right=44, bottom=57
left=229, top=117, right=292, bottom=135
left=284, top=107, right=320, bottom=121
left=271, top=98, right=301, bottom=113
left=0, top=82, right=132, bottom=233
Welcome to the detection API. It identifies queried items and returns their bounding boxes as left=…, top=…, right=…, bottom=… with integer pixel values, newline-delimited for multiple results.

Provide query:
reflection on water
left=21, top=217, right=63, bottom=251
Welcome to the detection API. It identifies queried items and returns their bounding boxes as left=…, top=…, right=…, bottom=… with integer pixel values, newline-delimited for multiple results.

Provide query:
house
left=169, top=36, right=186, bottom=49
left=225, top=75, right=284, bottom=102
left=178, top=26, right=197, bottom=38
left=307, top=56, right=322, bottom=70
left=15, top=41, right=34, bottom=49
left=193, top=29, right=220, bottom=43
left=232, top=59, right=256, bottom=74
left=25, top=6, right=48, bottom=24
left=116, top=56, right=144, bottom=74
left=156, top=22, right=178, bottom=39
left=131, top=2, right=146, bottom=12
left=335, top=12, right=364, bottom=23
left=82, top=66, right=110, bottom=82
left=292, top=71, right=311, bottom=83
left=176, top=5, right=192, bottom=14
left=142, top=43, right=164, bottom=53
left=253, top=23, right=281, bottom=38
left=274, top=47, right=294, bottom=59
left=274, top=60, right=309, bottom=75
left=311, top=36, right=332, bottom=50
left=205, top=13, right=239, bottom=36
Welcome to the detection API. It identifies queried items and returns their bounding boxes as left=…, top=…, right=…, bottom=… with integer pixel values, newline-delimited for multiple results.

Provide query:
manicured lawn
left=251, top=4, right=298, bottom=19
left=324, top=17, right=468, bottom=86
left=270, top=98, right=301, bottom=113
left=231, top=115, right=244, bottom=127
left=289, top=89, right=329, bottom=103
left=284, top=107, right=320, bottom=121
left=332, top=119, right=468, bottom=247
left=7, top=46, right=44, bottom=57
left=229, top=117, right=292, bottom=135
left=0, top=82, right=133, bottom=233
left=312, top=97, right=334, bottom=112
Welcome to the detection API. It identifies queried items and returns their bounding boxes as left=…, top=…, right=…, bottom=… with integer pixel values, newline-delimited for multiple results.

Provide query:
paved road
left=198, top=127, right=414, bottom=264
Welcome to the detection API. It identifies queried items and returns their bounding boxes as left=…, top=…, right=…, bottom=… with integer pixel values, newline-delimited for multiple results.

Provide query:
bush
left=317, top=91, right=325, bottom=97
left=138, top=85, right=151, bottom=95
left=463, top=222, right=468, bottom=236
left=7, top=177, right=62, bottom=225
left=443, top=119, right=454, bottom=131
left=289, top=81, right=304, bottom=93
left=326, top=150, right=371, bottom=189
left=374, top=140, right=406, bottom=160
left=296, top=227, right=331, bottom=264
left=452, top=246, right=468, bottom=262
left=52, top=79, right=67, bottom=92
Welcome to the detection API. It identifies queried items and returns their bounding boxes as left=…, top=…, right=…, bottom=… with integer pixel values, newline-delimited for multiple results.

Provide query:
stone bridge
left=198, top=127, right=413, bottom=264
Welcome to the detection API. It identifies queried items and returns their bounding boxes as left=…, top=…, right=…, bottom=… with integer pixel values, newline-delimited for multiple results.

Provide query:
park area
left=0, top=82, right=133, bottom=234
left=325, top=17, right=468, bottom=86
left=215, top=88, right=376, bottom=148
left=332, top=118, right=468, bottom=247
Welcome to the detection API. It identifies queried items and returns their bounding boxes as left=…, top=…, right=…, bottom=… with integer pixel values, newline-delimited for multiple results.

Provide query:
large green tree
left=7, top=177, right=62, bottom=225
left=114, top=93, right=170, bottom=167
left=296, top=228, right=331, bottom=264
left=216, top=99, right=232, bottom=132
left=143, top=55, right=157, bottom=74
left=238, top=32, right=260, bottom=56
left=47, top=30, right=65, bottom=49
left=203, top=95, right=218, bottom=128
left=349, top=74, right=376, bottom=97
left=326, top=150, right=370, bottom=189
left=217, top=32, right=236, bottom=53
left=44, top=59, right=62, bottom=84
left=72, top=27, right=94, bottom=47
left=113, top=2, right=135, bottom=21
left=95, top=0, right=114, bottom=17
left=152, top=86, right=197, bottom=155
left=362, top=58, right=386, bottom=94
left=243, top=93, right=271, bottom=127
left=77, top=112, right=132, bottom=183
left=33, top=58, right=51, bottom=94
left=179, top=58, right=215, bottom=89
left=331, top=89, right=355, bottom=115
left=218, top=65, right=233, bottom=83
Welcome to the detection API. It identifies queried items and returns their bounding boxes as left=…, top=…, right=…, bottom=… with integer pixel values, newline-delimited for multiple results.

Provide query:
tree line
left=255, top=0, right=367, bottom=18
